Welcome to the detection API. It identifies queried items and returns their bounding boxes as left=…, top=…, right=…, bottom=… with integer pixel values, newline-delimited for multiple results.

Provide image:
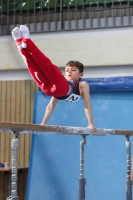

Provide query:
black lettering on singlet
left=67, top=96, right=78, bottom=102
left=65, top=93, right=81, bottom=102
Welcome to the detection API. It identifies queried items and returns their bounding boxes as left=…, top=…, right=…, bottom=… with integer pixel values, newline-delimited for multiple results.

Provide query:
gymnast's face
left=65, top=65, right=83, bottom=81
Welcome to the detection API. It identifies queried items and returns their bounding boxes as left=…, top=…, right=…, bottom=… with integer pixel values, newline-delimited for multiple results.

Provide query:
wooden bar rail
left=0, top=121, right=133, bottom=136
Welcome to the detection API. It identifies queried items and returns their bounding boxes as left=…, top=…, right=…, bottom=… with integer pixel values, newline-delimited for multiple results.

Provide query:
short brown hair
left=66, top=61, right=84, bottom=73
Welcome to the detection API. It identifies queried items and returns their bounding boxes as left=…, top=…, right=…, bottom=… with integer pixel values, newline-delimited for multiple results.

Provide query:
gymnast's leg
left=11, top=27, right=56, bottom=95
left=12, top=26, right=69, bottom=97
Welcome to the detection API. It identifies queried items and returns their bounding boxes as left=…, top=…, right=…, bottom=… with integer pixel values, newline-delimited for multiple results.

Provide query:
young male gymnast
left=11, top=25, right=96, bottom=132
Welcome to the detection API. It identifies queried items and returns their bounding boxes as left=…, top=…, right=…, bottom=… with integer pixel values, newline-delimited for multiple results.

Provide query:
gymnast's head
left=65, top=61, right=84, bottom=81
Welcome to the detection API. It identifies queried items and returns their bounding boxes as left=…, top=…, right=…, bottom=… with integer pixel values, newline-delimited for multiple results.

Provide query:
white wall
left=0, top=27, right=133, bottom=80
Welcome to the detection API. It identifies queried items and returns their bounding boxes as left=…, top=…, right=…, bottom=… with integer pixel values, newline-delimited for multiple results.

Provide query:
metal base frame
left=78, top=136, right=86, bottom=200
left=7, top=132, right=19, bottom=200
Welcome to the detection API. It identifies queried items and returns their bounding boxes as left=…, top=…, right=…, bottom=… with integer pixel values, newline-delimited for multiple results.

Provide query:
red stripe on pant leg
left=22, top=39, right=69, bottom=96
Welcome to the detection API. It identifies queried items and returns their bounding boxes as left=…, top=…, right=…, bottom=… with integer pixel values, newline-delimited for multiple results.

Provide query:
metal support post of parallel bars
left=125, top=136, right=132, bottom=200
left=7, top=132, right=19, bottom=200
left=78, top=135, right=86, bottom=200
left=0, top=122, right=132, bottom=200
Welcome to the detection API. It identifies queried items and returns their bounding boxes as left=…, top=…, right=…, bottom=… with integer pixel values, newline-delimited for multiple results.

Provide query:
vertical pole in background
left=60, top=0, right=64, bottom=29
left=78, top=135, right=86, bottom=200
left=125, top=136, right=132, bottom=200
left=7, top=132, right=19, bottom=200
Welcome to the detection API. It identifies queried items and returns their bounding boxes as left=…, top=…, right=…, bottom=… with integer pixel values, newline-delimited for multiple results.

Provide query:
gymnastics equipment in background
left=2, top=76, right=133, bottom=200
left=0, top=122, right=132, bottom=200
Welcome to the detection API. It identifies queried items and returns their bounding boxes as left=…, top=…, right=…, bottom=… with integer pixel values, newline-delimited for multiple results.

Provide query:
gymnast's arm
left=41, top=97, right=59, bottom=125
left=80, top=82, right=96, bottom=132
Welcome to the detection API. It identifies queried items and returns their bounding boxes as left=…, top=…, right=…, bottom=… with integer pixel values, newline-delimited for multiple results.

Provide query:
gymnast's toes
left=11, top=27, right=22, bottom=41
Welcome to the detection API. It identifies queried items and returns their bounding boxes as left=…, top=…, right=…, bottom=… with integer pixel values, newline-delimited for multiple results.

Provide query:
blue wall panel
left=26, top=90, right=133, bottom=200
